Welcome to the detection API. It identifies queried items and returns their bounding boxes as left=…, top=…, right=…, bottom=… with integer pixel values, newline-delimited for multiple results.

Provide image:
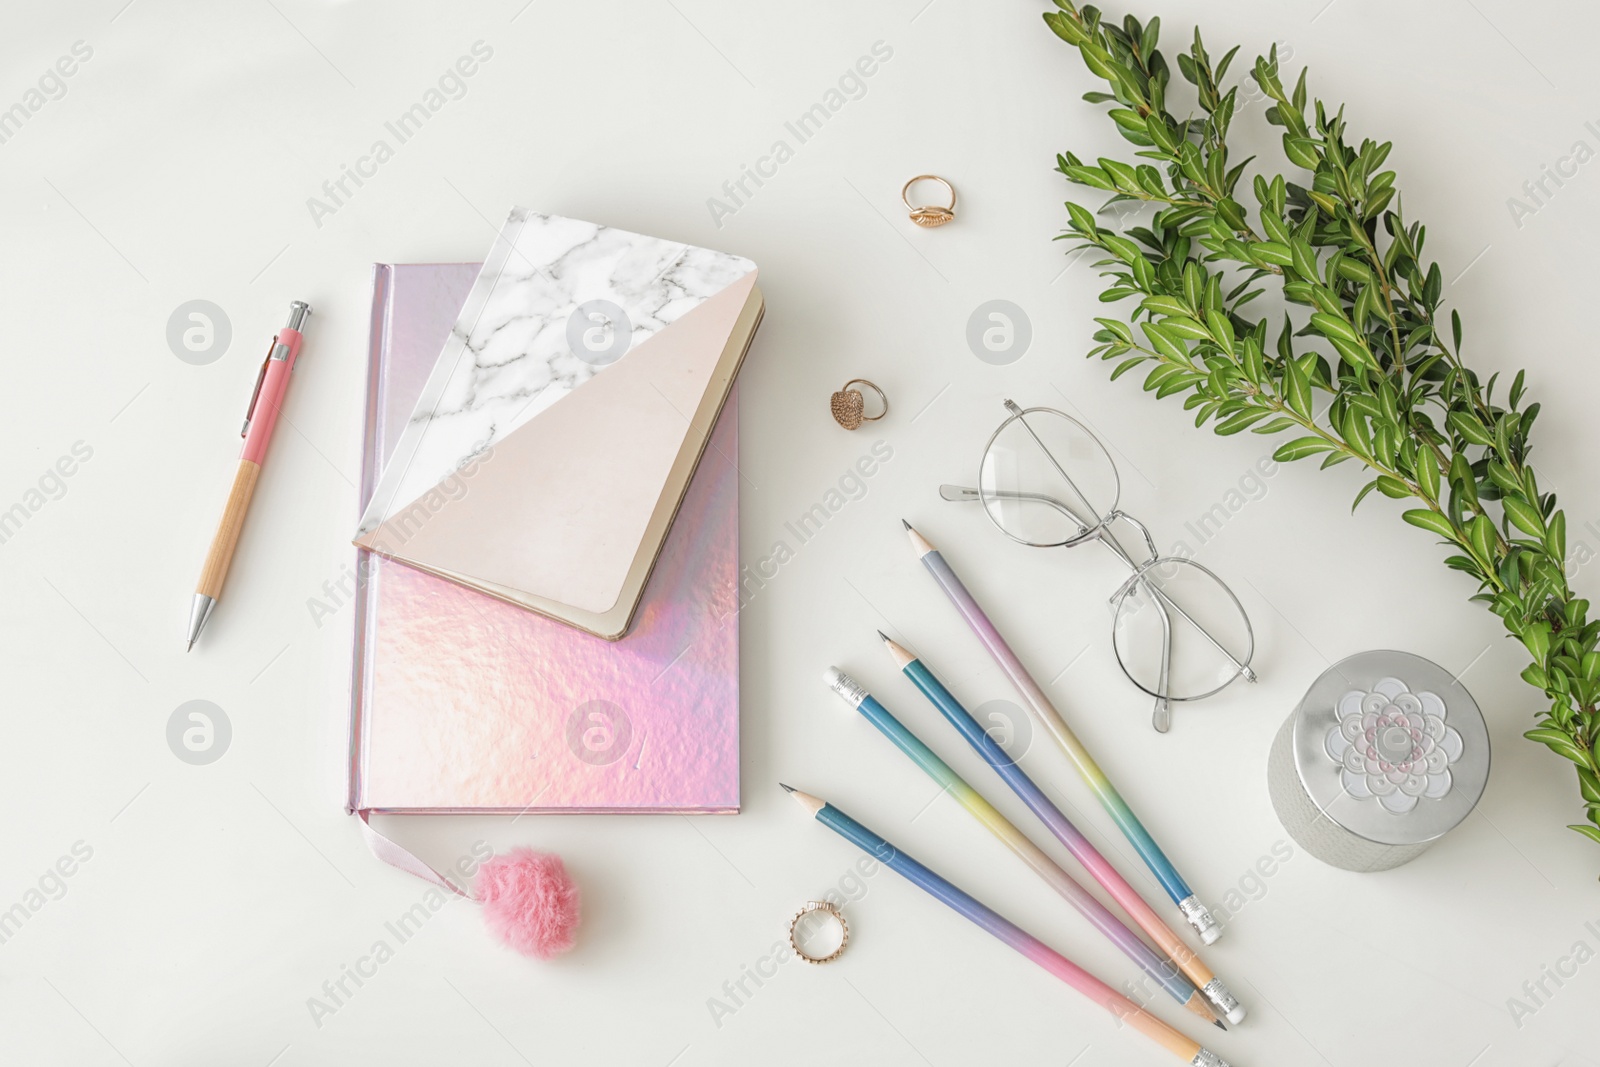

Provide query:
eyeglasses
left=941, top=400, right=1256, bottom=731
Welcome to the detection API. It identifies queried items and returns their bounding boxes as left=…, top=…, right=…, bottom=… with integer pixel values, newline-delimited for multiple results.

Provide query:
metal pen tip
left=185, top=640, right=194, bottom=653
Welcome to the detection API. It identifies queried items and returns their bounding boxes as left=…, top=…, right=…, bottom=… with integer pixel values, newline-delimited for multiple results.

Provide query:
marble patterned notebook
left=348, top=263, right=739, bottom=814
left=353, top=209, right=762, bottom=639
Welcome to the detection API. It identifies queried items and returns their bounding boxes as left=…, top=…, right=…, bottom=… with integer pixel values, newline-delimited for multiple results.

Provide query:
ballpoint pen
left=185, top=301, right=311, bottom=650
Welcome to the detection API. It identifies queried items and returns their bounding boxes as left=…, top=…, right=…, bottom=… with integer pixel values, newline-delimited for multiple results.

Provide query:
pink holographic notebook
left=347, top=263, right=739, bottom=815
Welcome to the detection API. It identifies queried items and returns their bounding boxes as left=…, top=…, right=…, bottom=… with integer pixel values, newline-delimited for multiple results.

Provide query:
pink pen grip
left=241, top=327, right=302, bottom=464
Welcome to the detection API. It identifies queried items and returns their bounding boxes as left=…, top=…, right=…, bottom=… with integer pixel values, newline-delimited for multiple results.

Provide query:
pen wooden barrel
left=196, top=459, right=261, bottom=599
left=1267, top=650, right=1490, bottom=872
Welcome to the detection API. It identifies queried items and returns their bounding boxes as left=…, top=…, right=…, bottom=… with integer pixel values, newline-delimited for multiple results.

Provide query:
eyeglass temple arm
left=1002, top=400, right=1107, bottom=529
left=938, top=484, right=1096, bottom=534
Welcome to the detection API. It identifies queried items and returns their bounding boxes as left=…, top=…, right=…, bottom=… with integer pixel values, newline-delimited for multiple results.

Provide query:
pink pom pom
left=475, top=848, right=580, bottom=959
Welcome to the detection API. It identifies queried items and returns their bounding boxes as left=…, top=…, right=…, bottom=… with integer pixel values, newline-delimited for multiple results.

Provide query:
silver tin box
left=1267, top=650, right=1490, bottom=872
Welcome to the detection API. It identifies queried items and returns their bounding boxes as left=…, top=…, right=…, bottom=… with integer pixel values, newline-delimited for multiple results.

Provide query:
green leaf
left=1284, top=357, right=1312, bottom=420
left=1447, top=411, right=1495, bottom=449
left=1249, top=241, right=1295, bottom=266
left=1273, top=436, right=1335, bottom=462
left=1110, top=356, right=1147, bottom=381
left=1141, top=322, right=1192, bottom=365
left=1145, top=115, right=1178, bottom=153
left=1206, top=309, right=1235, bottom=350
left=1141, top=295, right=1193, bottom=319
left=1375, top=476, right=1410, bottom=498
left=1094, top=317, right=1135, bottom=345
left=1250, top=416, right=1297, bottom=434
left=1066, top=201, right=1098, bottom=235
left=1351, top=479, right=1379, bottom=512
left=1546, top=509, right=1567, bottom=560
left=1503, top=495, right=1545, bottom=537
left=1526, top=727, right=1591, bottom=766
left=1416, top=447, right=1440, bottom=502
left=1283, top=135, right=1319, bottom=169
left=1402, top=508, right=1458, bottom=541
left=1161, top=317, right=1212, bottom=340
left=1569, top=824, right=1600, bottom=845
left=1099, top=157, right=1141, bottom=192
left=1342, top=406, right=1372, bottom=458
left=1043, top=11, right=1090, bottom=45
left=1309, top=311, right=1359, bottom=345
left=1063, top=165, right=1117, bottom=191
left=1215, top=408, right=1271, bottom=435
left=1290, top=240, right=1318, bottom=282
left=1467, top=514, right=1496, bottom=566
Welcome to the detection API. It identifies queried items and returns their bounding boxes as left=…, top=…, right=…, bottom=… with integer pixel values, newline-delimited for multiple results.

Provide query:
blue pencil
left=878, top=632, right=1244, bottom=1026
left=781, top=785, right=1232, bottom=1066
left=822, top=666, right=1217, bottom=1025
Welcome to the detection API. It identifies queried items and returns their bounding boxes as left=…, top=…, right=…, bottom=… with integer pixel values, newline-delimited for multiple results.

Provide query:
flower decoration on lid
left=1325, top=676, right=1463, bottom=814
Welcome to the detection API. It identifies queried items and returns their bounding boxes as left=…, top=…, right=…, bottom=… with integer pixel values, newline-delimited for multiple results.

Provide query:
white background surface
left=4, top=1, right=1600, bottom=1065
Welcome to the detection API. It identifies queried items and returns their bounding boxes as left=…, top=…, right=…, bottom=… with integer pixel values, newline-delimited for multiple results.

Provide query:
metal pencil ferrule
left=1178, top=894, right=1222, bottom=944
left=824, top=667, right=869, bottom=709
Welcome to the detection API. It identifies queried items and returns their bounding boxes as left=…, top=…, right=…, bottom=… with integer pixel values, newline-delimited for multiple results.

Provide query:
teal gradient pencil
left=905, top=520, right=1223, bottom=945
left=879, top=632, right=1243, bottom=1025
left=823, top=666, right=1221, bottom=1028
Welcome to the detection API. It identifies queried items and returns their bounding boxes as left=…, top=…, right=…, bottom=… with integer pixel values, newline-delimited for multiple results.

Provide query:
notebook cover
left=353, top=210, right=759, bottom=638
left=347, top=263, right=740, bottom=814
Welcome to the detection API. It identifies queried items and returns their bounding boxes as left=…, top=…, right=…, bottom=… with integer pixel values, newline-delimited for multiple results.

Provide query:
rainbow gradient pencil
left=879, top=632, right=1244, bottom=1025
left=904, top=521, right=1222, bottom=945
left=822, top=666, right=1220, bottom=1028
left=781, top=785, right=1233, bottom=1067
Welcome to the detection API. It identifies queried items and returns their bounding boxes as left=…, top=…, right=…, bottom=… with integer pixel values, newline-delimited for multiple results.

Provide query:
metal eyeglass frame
left=940, top=400, right=1257, bottom=731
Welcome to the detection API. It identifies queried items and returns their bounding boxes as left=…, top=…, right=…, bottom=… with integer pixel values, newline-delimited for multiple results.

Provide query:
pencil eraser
left=1224, top=1004, right=1246, bottom=1026
left=823, top=667, right=868, bottom=709
left=1200, top=924, right=1222, bottom=945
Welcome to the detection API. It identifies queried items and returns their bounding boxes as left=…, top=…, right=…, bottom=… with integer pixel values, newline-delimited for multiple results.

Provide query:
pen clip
left=240, top=338, right=274, bottom=437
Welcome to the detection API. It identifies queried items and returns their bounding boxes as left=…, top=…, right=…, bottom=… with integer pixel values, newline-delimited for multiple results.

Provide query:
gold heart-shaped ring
left=830, top=379, right=888, bottom=430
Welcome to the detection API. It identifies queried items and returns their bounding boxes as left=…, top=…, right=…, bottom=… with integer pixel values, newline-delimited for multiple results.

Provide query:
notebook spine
left=345, top=263, right=394, bottom=814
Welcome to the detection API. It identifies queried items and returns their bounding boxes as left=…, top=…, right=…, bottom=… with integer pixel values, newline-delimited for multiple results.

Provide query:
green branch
left=1043, top=1, right=1600, bottom=849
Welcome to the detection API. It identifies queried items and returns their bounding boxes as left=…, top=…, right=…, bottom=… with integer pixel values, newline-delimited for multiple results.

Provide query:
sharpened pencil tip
left=876, top=630, right=890, bottom=642
left=901, top=518, right=911, bottom=530
left=1214, top=1021, right=1227, bottom=1031
left=778, top=782, right=795, bottom=793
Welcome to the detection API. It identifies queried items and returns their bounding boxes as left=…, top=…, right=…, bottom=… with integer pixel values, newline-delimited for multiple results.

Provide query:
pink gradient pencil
left=903, top=520, right=1223, bottom=945
left=782, top=784, right=1233, bottom=1067
left=822, top=666, right=1220, bottom=1028
left=879, top=632, right=1243, bottom=1025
